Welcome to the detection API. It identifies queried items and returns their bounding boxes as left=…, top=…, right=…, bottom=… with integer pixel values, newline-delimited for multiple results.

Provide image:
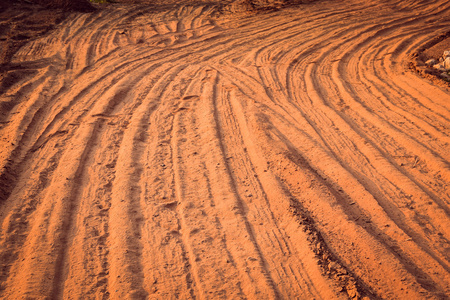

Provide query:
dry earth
left=0, top=0, right=450, bottom=299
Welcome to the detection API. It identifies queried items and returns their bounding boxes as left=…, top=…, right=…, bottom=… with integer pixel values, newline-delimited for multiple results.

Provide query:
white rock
left=444, top=57, right=450, bottom=70
left=444, top=50, right=450, bottom=58
left=433, top=63, right=446, bottom=71
left=425, top=59, right=437, bottom=66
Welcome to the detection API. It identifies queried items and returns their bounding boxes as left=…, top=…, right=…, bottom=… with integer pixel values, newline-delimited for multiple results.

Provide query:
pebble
left=346, top=285, right=359, bottom=299
left=440, top=72, right=450, bottom=81
left=327, top=261, right=339, bottom=271
left=433, top=63, right=446, bottom=71
left=444, top=57, right=450, bottom=69
left=425, top=59, right=437, bottom=66
left=434, top=50, right=450, bottom=71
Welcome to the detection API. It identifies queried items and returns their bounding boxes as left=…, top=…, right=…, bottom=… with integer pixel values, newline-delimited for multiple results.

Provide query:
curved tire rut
left=0, top=0, right=449, bottom=299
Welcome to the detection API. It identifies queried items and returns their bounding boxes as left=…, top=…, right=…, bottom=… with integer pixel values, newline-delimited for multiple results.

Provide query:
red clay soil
left=0, top=0, right=449, bottom=299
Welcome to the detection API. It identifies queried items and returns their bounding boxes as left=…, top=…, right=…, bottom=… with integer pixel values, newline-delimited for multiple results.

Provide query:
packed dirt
left=0, top=0, right=449, bottom=299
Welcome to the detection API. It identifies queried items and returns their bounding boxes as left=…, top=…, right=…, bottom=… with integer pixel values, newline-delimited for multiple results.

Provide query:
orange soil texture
left=0, top=0, right=449, bottom=299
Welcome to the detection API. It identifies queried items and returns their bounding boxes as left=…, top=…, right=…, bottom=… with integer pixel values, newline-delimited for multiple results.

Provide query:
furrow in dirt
left=0, top=0, right=449, bottom=298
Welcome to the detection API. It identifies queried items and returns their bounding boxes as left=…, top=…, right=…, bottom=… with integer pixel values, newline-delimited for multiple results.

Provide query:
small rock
left=316, top=242, right=322, bottom=251
left=425, top=59, right=437, bottom=66
left=440, top=72, right=450, bottom=81
left=444, top=50, right=450, bottom=58
left=328, top=261, right=339, bottom=271
left=346, top=282, right=359, bottom=299
left=336, top=267, right=348, bottom=275
left=444, top=57, right=450, bottom=70
left=433, top=63, right=446, bottom=72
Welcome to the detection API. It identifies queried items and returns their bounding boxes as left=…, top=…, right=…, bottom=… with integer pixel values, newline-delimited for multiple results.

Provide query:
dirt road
left=0, top=0, right=449, bottom=298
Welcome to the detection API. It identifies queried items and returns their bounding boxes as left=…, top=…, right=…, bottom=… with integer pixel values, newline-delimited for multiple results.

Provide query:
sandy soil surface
left=0, top=0, right=449, bottom=299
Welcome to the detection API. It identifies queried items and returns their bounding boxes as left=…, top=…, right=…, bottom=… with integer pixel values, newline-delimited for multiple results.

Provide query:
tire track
left=1, top=0, right=449, bottom=298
